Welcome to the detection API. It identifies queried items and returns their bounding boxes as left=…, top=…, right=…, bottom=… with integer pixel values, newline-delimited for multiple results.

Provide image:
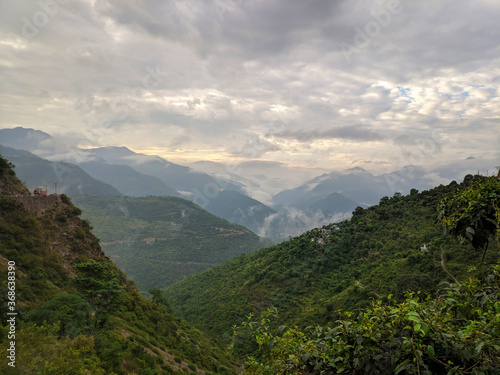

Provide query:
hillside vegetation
left=0, top=155, right=239, bottom=374
left=166, top=177, right=499, bottom=343
left=239, top=175, right=500, bottom=374
left=72, top=195, right=271, bottom=293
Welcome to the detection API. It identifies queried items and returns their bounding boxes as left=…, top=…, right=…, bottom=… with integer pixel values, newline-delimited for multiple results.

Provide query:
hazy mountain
left=87, top=146, right=246, bottom=199
left=78, top=160, right=182, bottom=197
left=0, top=145, right=121, bottom=196
left=189, top=159, right=329, bottom=204
left=0, top=126, right=53, bottom=151
left=204, top=189, right=278, bottom=235
left=272, top=166, right=438, bottom=208
left=307, top=192, right=363, bottom=215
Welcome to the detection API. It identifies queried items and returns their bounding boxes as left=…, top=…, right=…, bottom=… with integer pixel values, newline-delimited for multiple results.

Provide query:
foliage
left=72, top=195, right=270, bottom=293
left=0, top=155, right=16, bottom=177
left=0, top=160, right=240, bottom=375
left=73, top=259, right=124, bottom=327
left=29, top=294, right=93, bottom=337
left=236, top=174, right=500, bottom=374
left=439, top=175, right=500, bottom=257
left=240, top=267, right=500, bottom=374
left=150, top=287, right=172, bottom=311
left=167, top=177, right=498, bottom=343
left=0, top=154, right=30, bottom=194
left=0, top=324, right=107, bottom=375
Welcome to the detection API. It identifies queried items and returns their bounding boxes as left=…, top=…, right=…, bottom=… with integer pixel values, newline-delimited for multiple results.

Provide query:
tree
left=438, top=175, right=500, bottom=262
left=239, top=271, right=500, bottom=374
left=29, top=294, right=93, bottom=337
left=149, top=287, right=171, bottom=311
left=73, top=260, right=124, bottom=329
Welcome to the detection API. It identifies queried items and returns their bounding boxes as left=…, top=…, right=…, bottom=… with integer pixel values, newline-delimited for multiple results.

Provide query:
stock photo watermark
left=6, top=260, right=17, bottom=368
left=19, top=0, right=71, bottom=40
left=340, top=0, right=405, bottom=62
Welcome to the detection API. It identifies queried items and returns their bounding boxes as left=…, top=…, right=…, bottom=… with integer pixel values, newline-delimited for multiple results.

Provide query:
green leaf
left=474, top=342, right=484, bottom=357
left=395, top=359, right=412, bottom=374
left=427, top=345, right=435, bottom=359
left=414, top=323, right=421, bottom=332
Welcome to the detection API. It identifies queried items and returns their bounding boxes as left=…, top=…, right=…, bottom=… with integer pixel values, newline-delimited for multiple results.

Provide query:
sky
left=0, top=0, right=499, bottom=175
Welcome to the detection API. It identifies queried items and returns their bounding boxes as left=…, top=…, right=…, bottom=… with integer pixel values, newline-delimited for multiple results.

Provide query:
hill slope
left=0, top=155, right=239, bottom=374
left=0, top=145, right=122, bottom=196
left=78, top=160, right=182, bottom=197
left=72, top=195, right=271, bottom=293
left=204, top=189, right=278, bottom=236
left=165, top=178, right=499, bottom=340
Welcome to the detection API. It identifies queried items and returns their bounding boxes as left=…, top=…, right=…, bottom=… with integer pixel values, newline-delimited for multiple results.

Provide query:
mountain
left=189, top=159, right=330, bottom=204
left=0, top=145, right=121, bottom=196
left=78, top=160, right=182, bottom=197
left=272, top=167, right=387, bottom=207
left=165, top=177, right=499, bottom=340
left=272, top=166, right=441, bottom=208
left=0, top=126, right=53, bottom=151
left=72, top=194, right=271, bottom=293
left=204, top=189, right=278, bottom=235
left=0, top=155, right=239, bottom=374
left=307, top=192, right=362, bottom=215
left=87, top=146, right=245, bottom=199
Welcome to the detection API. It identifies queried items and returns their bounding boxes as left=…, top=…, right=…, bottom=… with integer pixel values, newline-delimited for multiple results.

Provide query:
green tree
left=438, top=175, right=500, bottom=262
left=29, top=294, right=93, bottom=337
left=149, top=287, right=171, bottom=311
left=73, top=260, right=124, bottom=329
left=240, top=272, right=500, bottom=374
left=0, top=324, right=107, bottom=375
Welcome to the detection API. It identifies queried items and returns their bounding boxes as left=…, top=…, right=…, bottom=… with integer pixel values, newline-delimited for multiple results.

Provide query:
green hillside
left=0, top=155, right=239, bottom=374
left=165, top=177, right=499, bottom=341
left=72, top=195, right=271, bottom=293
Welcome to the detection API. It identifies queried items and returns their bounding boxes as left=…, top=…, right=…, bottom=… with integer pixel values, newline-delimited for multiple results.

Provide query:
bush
left=240, top=268, right=500, bottom=374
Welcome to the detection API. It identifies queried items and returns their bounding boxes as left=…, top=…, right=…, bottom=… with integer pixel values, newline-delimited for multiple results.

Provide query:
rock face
left=13, top=194, right=60, bottom=215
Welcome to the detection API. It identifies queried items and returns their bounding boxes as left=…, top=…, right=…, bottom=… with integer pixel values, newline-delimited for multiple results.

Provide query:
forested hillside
left=0, top=155, right=238, bottom=374
left=166, top=177, right=499, bottom=342
left=72, top=195, right=271, bottom=293
left=239, top=175, right=500, bottom=374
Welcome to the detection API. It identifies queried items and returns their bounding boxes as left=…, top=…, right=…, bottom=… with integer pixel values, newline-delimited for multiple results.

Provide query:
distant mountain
left=86, top=146, right=246, bottom=199
left=272, top=166, right=438, bottom=208
left=204, top=189, right=278, bottom=235
left=307, top=192, right=362, bottom=215
left=72, top=195, right=271, bottom=293
left=78, top=160, right=182, bottom=197
left=0, top=126, right=53, bottom=151
left=0, top=145, right=121, bottom=196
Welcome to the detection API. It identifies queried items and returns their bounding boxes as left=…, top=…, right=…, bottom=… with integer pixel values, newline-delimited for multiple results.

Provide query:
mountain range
left=1, top=126, right=498, bottom=240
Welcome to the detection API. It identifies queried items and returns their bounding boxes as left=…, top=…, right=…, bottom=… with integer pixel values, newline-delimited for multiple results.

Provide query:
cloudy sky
left=0, top=0, right=499, bottom=174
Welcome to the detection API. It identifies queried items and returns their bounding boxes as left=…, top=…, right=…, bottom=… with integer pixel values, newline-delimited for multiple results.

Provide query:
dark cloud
left=276, top=124, right=386, bottom=142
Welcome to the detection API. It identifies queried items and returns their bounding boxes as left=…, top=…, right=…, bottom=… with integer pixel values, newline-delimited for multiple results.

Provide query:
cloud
left=0, top=0, right=498, bottom=170
left=275, top=124, right=385, bottom=142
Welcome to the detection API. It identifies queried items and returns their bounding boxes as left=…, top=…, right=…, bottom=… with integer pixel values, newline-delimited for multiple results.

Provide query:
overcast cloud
left=0, top=0, right=498, bottom=173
